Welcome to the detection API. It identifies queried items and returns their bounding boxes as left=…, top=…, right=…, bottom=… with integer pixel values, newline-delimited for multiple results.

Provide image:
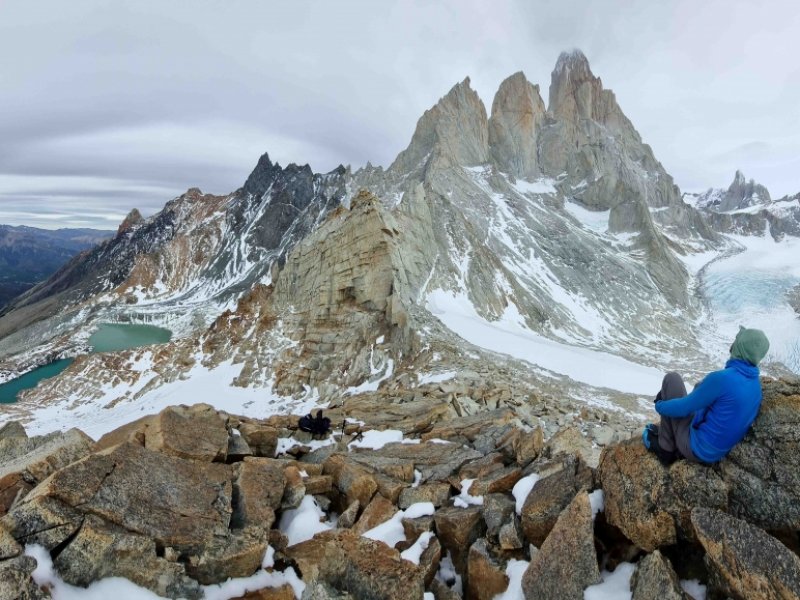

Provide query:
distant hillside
left=0, top=225, right=111, bottom=309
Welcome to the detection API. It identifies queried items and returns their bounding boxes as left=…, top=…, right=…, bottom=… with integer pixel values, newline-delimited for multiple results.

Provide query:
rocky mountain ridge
left=0, top=376, right=798, bottom=599
left=0, top=225, right=110, bottom=311
left=686, top=170, right=800, bottom=239
left=0, top=49, right=793, bottom=456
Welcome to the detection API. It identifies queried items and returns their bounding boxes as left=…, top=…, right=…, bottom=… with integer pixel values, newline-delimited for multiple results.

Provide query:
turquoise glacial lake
left=0, top=323, right=172, bottom=403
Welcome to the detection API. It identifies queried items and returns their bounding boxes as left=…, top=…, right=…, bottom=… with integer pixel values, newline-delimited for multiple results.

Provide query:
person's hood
left=730, top=326, right=770, bottom=366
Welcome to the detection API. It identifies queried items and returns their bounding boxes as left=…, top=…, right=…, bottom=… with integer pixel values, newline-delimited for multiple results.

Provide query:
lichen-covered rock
left=598, top=379, right=800, bottom=551
left=286, top=530, right=425, bottom=600
left=498, top=516, right=523, bottom=550
left=434, top=506, right=485, bottom=575
left=282, top=465, right=307, bottom=510
left=233, top=458, right=283, bottom=529
left=1, top=495, right=83, bottom=550
left=597, top=440, right=677, bottom=551
left=630, top=551, right=690, bottom=600
left=466, top=538, right=508, bottom=600
left=0, top=427, right=94, bottom=514
left=482, top=493, right=515, bottom=540
left=0, top=555, right=47, bottom=600
left=337, top=500, right=359, bottom=529
left=186, top=526, right=268, bottom=585
left=53, top=515, right=202, bottom=598
left=18, top=442, right=233, bottom=553
left=352, top=495, right=397, bottom=536
left=226, top=430, right=253, bottom=462
left=419, top=535, right=442, bottom=587
left=300, top=582, right=355, bottom=599
left=399, top=483, right=451, bottom=509
left=520, top=453, right=592, bottom=547
left=692, top=507, right=800, bottom=600
left=722, top=378, right=800, bottom=531
left=521, top=491, right=600, bottom=600
left=323, top=454, right=378, bottom=509
left=0, top=521, right=21, bottom=560
left=144, top=404, right=229, bottom=462
left=429, top=578, right=462, bottom=600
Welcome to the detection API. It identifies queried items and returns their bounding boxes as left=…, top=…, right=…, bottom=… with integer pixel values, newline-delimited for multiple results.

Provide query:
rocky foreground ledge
left=0, top=379, right=799, bottom=600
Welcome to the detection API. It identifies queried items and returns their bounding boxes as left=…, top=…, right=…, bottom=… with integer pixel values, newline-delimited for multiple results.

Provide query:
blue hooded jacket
left=655, top=359, right=762, bottom=463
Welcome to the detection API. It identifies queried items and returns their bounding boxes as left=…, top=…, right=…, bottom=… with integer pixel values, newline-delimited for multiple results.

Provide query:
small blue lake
left=0, top=323, right=171, bottom=403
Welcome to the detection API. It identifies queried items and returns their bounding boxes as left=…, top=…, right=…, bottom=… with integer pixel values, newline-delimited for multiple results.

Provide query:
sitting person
left=643, top=326, right=770, bottom=465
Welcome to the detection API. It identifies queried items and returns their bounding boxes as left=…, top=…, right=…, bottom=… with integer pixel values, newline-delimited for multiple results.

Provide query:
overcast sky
left=1, top=0, right=798, bottom=230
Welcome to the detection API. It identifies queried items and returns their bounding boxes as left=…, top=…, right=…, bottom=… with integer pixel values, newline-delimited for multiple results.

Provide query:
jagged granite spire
left=726, top=169, right=771, bottom=208
left=243, top=152, right=281, bottom=198
left=390, top=77, right=489, bottom=174
left=488, top=71, right=546, bottom=180
left=117, top=208, right=144, bottom=235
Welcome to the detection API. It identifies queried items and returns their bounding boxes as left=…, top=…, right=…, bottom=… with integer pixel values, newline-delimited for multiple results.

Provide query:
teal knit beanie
left=730, top=326, right=770, bottom=366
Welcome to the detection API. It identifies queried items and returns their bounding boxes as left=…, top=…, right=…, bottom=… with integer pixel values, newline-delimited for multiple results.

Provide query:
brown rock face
left=186, top=526, right=268, bottom=585
left=390, top=77, right=489, bottom=173
left=232, top=586, right=296, bottom=600
left=630, top=550, right=690, bottom=600
left=117, top=208, right=144, bottom=235
left=692, top=507, right=800, bottom=600
left=352, top=494, right=398, bottom=536
left=488, top=71, right=546, bottom=180
left=434, top=505, right=486, bottom=575
left=722, top=379, right=800, bottom=531
left=399, top=482, right=452, bottom=509
left=466, top=538, right=509, bottom=600
left=53, top=514, right=202, bottom=598
left=512, top=426, right=543, bottom=467
left=233, top=458, right=284, bottom=529
left=0, top=427, right=94, bottom=514
left=145, top=404, right=229, bottom=462
left=0, top=555, right=47, bottom=600
left=24, top=442, right=233, bottom=552
left=286, top=529, right=426, bottom=600
left=597, top=440, right=676, bottom=551
left=469, top=465, right=522, bottom=497
left=323, top=454, right=378, bottom=508
left=520, top=453, right=592, bottom=547
left=521, top=491, right=600, bottom=600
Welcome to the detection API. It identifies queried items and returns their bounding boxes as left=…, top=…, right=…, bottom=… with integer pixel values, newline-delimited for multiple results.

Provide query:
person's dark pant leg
left=659, top=413, right=693, bottom=456
left=655, top=372, right=699, bottom=462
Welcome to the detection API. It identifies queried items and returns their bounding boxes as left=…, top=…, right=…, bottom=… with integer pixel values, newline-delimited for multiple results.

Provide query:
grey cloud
left=0, top=0, right=798, bottom=231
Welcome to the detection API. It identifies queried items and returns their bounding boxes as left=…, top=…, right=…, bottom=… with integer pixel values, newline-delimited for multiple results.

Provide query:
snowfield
left=426, top=289, right=664, bottom=396
left=18, top=356, right=324, bottom=440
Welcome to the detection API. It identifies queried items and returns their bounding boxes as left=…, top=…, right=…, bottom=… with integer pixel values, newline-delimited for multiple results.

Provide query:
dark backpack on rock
left=299, top=409, right=331, bottom=436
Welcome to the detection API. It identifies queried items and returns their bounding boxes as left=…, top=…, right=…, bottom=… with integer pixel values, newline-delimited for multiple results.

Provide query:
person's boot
left=642, top=425, right=677, bottom=466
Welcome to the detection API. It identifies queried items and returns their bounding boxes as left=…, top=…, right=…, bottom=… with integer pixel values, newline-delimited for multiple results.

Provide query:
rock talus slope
left=0, top=378, right=798, bottom=599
